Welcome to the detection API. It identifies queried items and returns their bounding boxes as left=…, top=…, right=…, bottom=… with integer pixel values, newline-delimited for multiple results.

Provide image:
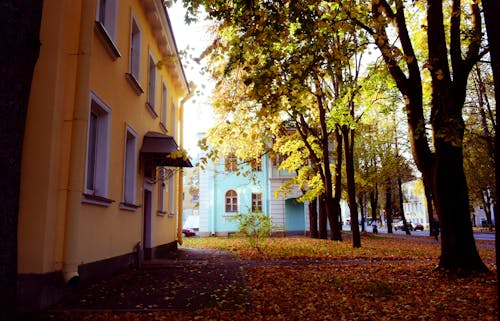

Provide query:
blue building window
left=252, top=193, right=262, bottom=211
left=225, top=190, right=238, bottom=212
left=225, top=154, right=238, bottom=172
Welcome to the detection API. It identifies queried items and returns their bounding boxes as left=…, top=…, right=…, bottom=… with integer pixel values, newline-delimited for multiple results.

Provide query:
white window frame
left=122, top=125, right=137, bottom=207
left=147, top=52, right=157, bottom=116
left=225, top=190, right=238, bottom=212
left=84, top=93, right=111, bottom=201
left=157, top=167, right=167, bottom=216
left=96, top=0, right=118, bottom=42
left=161, top=82, right=168, bottom=128
left=252, top=193, right=263, bottom=212
left=129, top=15, right=141, bottom=82
left=225, top=154, right=238, bottom=172
left=169, top=99, right=176, bottom=136
left=168, top=172, right=175, bottom=216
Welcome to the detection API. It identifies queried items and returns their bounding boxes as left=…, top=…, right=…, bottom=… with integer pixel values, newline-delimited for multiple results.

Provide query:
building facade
left=198, top=152, right=314, bottom=236
left=17, top=0, right=190, bottom=311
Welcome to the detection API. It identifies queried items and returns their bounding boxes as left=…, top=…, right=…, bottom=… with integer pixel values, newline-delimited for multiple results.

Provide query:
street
left=346, top=226, right=496, bottom=241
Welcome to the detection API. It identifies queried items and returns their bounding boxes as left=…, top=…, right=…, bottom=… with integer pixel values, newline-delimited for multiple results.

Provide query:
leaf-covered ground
left=25, top=233, right=497, bottom=320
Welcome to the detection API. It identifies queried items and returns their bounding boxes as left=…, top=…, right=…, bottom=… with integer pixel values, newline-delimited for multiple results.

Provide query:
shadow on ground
left=50, top=248, right=248, bottom=313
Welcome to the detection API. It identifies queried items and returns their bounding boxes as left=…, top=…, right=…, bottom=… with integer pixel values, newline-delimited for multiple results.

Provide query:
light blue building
left=198, top=152, right=310, bottom=236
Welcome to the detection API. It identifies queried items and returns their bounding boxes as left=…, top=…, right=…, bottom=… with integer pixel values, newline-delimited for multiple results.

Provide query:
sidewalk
left=49, top=248, right=249, bottom=313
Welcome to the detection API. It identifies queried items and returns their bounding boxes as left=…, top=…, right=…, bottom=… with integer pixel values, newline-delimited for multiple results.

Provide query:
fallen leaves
left=31, top=234, right=496, bottom=321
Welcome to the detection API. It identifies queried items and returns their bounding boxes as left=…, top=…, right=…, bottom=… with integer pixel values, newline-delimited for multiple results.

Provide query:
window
left=161, top=82, right=168, bottom=128
left=252, top=193, right=262, bottom=212
left=157, top=167, right=166, bottom=215
left=130, top=17, right=141, bottom=81
left=97, top=0, right=117, bottom=40
left=225, top=190, right=238, bottom=212
left=251, top=158, right=262, bottom=171
left=123, top=126, right=137, bottom=205
left=95, top=0, right=120, bottom=59
left=169, top=100, right=176, bottom=135
left=85, top=94, right=111, bottom=199
left=168, top=172, right=175, bottom=216
left=271, top=154, right=283, bottom=167
left=147, top=53, right=157, bottom=116
left=225, top=154, right=238, bottom=172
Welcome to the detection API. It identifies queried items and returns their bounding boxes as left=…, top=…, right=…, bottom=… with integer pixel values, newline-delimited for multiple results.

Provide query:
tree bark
left=370, top=185, right=378, bottom=222
left=427, top=0, right=487, bottom=272
left=398, top=177, right=411, bottom=235
left=385, top=184, right=393, bottom=234
left=481, top=0, right=500, bottom=308
left=309, top=197, right=319, bottom=238
left=343, top=126, right=361, bottom=247
left=370, top=0, right=487, bottom=273
left=0, top=1, right=43, bottom=319
left=318, top=194, right=328, bottom=239
left=331, top=129, right=344, bottom=240
left=359, top=193, right=366, bottom=232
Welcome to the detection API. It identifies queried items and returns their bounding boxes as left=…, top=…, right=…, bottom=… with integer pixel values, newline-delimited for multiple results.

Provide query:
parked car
left=182, top=228, right=196, bottom=237
left=394, top=222, right=414, bottom=231
left=413, top=224, right=424, bottom=231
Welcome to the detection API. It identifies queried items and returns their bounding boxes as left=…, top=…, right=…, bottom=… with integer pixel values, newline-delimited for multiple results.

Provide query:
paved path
left=50, top=248, right=248, bottom=313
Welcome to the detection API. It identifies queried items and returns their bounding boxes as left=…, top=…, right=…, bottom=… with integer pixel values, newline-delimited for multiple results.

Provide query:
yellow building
left=17, top=0, right=191, bottom=311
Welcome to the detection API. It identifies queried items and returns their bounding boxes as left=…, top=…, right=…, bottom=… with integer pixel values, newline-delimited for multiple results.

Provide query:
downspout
left=210, top=166, right=215, bottom=235
left=62, top=0, right=94, bottom=283
left=177, top=83, right=195, bottom=245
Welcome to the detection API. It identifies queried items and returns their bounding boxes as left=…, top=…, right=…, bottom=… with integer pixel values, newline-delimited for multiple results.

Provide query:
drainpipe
left=62, top=0, right=94, bottom=284
left=177, top=83, right=195, bottom=244
left=210, top=168, right=215, bottom=235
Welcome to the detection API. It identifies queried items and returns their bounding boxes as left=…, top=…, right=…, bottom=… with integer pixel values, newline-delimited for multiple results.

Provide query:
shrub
left=230, top=211, right=271, bottom=252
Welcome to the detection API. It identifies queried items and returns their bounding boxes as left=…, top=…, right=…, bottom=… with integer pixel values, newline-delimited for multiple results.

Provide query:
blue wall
left=211, top=157, right=269, bottom=233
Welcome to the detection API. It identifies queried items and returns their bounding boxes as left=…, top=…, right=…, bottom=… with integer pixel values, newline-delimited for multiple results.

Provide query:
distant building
left=18, top=0, right=191, bottom=311
left=401, top=179, right=430, bottom=229
left=198, top=150, right=350, bottom=236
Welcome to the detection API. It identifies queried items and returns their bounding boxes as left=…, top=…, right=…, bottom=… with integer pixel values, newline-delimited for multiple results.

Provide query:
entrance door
left=285, top=198, right=305, bottom=235
left=143, top=186, right=153, bottom=260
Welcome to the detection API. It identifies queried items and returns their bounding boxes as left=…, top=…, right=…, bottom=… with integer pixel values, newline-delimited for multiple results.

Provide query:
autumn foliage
left=34, top=235, right=496, bottom=321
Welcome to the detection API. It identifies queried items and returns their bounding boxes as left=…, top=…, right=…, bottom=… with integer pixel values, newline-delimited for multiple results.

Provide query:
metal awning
left=140, top=132, right=192, bottom=168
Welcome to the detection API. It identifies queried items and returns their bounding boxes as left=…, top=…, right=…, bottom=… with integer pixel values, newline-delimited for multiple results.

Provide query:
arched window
left=225, top=190, right=238, bottom=212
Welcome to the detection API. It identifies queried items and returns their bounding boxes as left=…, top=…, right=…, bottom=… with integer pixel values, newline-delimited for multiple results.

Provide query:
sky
left=167, top=2, right=215, bottom=156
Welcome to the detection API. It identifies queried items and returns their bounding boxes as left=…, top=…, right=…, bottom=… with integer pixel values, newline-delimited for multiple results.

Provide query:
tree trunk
left=359, top=193, right=366, bottom=232
left=0, top=1, right=43, bottom=319
left=385, top=184, right=393, bottom=234
left=370, top=185, right=378, bottom=222
left=433, top=138, right=487, bottom=272
left=331, top=129, right=344, bottom=241
left=318, top=194, right=328, bottom=239
left=309, top=197, right=319, bottom=238
left=481, top=0, right=500, bottom=305
left=398, top=178, right=411, bottom=235
left=427, top=0, right=487, bottom=273
left=343, top=127, right=361, bottom=247
left=422, top=173, right=437, bottom=237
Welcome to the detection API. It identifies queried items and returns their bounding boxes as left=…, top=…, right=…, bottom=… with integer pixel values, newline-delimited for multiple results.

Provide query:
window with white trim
left=161, top=82, right=168, bottom=127
left=147, top=53, right=157, bottom=115
left=96, top=0, right=118, bottom=41
left=168, top=173, right=175, bottom=216
left=169, top=99, right=176, bottom=135
left=225, top=190, right=238, bottom=212
left=157, top=167, right=166, bottom=215
left=123, top=126, right=137, bottom=205
left=129, top=17, right=141, bottom=81
left=225, top=154, right=238, bottom=172
left=85, top=94, right=111, bottom=198
left=252, top=193, right=262, bottom=212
